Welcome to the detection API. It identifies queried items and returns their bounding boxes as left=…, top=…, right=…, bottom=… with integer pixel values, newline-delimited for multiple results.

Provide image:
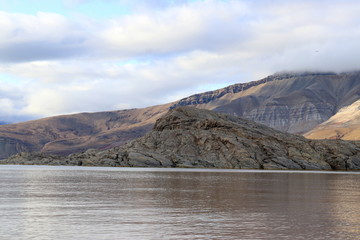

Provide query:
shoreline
left=1, top=164, right=360, bottom=174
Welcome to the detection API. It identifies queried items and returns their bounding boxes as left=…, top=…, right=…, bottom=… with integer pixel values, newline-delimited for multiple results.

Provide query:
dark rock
left=348, top=157, right=360, bottom=170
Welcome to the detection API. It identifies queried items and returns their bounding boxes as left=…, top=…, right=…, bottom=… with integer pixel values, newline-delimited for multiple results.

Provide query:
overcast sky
left=1, top=0, right=360, bottom=122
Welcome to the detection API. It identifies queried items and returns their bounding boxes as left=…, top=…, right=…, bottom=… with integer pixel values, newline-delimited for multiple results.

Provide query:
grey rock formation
left=3, top=107, right=360, bottom=171
left=1, top=152, right=82, bottom=166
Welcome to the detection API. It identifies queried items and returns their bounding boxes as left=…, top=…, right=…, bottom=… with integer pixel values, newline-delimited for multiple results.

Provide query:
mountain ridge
left=172, top=71, right=360, bottom=133
left=170, top=72, right=337, bottom=109
left=1, top=71, right=360, bottom=159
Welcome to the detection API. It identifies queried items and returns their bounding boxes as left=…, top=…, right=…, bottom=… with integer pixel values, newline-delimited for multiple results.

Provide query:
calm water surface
left=0, top=165, right=359, bottom=240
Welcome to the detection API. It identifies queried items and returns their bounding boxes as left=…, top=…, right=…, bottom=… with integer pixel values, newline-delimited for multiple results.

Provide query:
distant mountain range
left=1, top=71, right=359, bottom=159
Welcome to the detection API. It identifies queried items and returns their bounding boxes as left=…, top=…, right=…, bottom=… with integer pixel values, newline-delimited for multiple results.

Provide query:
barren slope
left=305, top=99, right=360, bottom=140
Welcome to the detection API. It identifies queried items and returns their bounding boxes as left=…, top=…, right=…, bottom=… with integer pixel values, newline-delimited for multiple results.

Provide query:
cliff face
left=5, top=107, right=360, bottom=171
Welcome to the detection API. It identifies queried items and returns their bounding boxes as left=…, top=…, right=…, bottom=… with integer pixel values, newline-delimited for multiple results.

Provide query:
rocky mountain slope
left=305, top=99, right=360, bottom=140
left=4, top=107, right=360, bottom=170
left=1, top=71, right=360, bottom=159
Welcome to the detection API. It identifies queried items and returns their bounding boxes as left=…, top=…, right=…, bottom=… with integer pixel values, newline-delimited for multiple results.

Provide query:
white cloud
left=1, top=0, right=360, bottom=122
left=94, top=0, right=250, bottom=59
left=0, top=11, right=89, bottom=62
left=0, top=82, right=30, bottom=122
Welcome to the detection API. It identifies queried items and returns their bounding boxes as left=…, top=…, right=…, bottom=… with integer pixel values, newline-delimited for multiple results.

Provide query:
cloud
left=0, top=1, right=250, bottom=62
left=0, top=82, right=30, bottom=122
left=0, top=40, right=88, bottom=62
left=1, top=0, right=360, bottom=122
left=0, top=11, right=89, bottom=62
left=97, top=0, right=249, bottom=58
left=113, top=0, right=192, bottom=10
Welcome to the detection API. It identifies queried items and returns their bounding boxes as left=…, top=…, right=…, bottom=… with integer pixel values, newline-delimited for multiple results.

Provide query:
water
left=0, top=165, right=359, bottom=240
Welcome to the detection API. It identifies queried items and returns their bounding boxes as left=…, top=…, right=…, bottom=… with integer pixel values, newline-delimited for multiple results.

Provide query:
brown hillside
left=0, top=104, right=170, bottom=159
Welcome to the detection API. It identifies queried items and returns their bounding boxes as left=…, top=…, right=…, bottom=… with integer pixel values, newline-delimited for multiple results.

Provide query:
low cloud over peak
left=1, top=0, right=360, bottom=122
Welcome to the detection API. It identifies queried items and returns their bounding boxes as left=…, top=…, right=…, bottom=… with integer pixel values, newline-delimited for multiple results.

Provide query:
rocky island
left=3, top=107, right=360, bottom=171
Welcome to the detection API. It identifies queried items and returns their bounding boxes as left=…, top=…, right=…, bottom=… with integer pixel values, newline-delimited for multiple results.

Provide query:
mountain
left=0, top=104, right=170, bottom=159
left=4, top=107, right=360, bottom=170
left=1, top=71, right=360, bottom=159
left=171, top=72, right=360, bottom=134
left=304, top=99, right=360, bottom=140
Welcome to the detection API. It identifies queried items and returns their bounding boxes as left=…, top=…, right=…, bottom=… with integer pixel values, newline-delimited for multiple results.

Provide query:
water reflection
left=0, top=166, right=359, bottom=240
left=327, top=175, right=360, bottom=237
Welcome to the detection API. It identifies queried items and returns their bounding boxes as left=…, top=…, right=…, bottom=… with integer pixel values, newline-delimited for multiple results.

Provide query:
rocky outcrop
left=4, top=107, right=360, bottom=171
left=1, top=152, right=82, bottom=166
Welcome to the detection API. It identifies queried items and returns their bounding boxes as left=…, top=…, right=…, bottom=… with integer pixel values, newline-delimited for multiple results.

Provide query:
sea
left=0, top=165, right=359, bottom=240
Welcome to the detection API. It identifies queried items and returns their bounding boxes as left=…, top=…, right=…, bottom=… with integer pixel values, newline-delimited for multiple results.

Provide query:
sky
left=1, top=0, right=360, bottom=122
